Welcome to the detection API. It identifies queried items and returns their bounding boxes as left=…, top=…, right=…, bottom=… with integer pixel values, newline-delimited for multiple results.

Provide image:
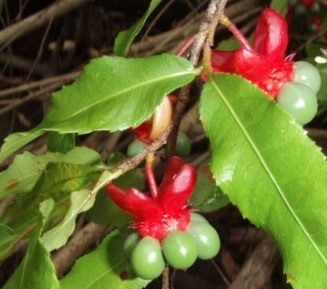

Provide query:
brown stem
left=203, top=0, right=229, bottom=74
left=162, top=266, right=170, bottom=289
left=167, top=0, right=229, bottom=155
left=114, top=123, right=174, bottom=176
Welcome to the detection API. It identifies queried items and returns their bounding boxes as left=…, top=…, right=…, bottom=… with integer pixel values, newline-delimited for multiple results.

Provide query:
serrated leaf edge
left=209, top=78, right=327, bottom=267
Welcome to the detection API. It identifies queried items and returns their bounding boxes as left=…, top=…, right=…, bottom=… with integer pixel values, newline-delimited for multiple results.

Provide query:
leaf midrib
left=210, top=79, right=327, bottom=266
left=49, top=69, right=197, bottom=123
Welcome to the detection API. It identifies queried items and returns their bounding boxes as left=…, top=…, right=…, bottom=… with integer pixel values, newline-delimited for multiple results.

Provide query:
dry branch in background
left=228, top=236, right=280, bottom=289
left=0, top=0, right=91, bottom=48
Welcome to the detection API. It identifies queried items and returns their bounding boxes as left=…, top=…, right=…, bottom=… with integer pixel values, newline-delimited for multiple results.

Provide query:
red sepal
left=211, top=8, right=294, bottom=98
left=159, top=156, right=185, bottom=193
left=253, top=8, right=288, bottom=61
left=106, top=184, right=162, bottom=220
left=106, top=157, right=197, bottom=240
left=159, top=163, right=197, bottom=215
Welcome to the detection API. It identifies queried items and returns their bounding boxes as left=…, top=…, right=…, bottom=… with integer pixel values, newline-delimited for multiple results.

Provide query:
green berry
left=176, top=132, right=192, bottom=157
left=277, top=82, right=318, bottom=125
left=293, top=61, right=321, bottom=93
left=309, top=3, right=320, bottom=14
left=127, top=139, right=146, bottom=157
left=123, top=232, right=140, bottom=259
left=187, top=222, right=220, bottom=260
left=162, top=230, right=197, bottom=269
left=190, top=213, right=209, bottom=224
left=131, top=236, right=165, bottom=280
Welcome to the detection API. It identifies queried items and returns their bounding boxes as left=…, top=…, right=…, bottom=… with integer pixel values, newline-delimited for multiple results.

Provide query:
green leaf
left=0, top=147, right=101, bottom=201
left=0, top=225, right=15, bottom=260
left=0, top=129, right=43, bottom=166
left=317, top=64, right=327, bottom=102
left=37, top=165, right=123, bottom=252
left=0, top=150, right=102, bottom=260
left=86, top=169, right=144, bottom=226
left=217, top=36, right=240, bottom=51
left=86, top=188, right=133, bottom=227
left=0, top=54, right=199, bottom=163
left=41, top=189, right=97, bottom=251
left=191, top=164, right=229, bottom=213
left=28, top=161, right=101, bottom=251
left=47, top=132, right=75, bottom=153
left=114, top=0, right=162, bottom=56
left=60, top=229, right=150, bottom=289
left=270, top=0, right=287, bottom=15
left=200, top=74, right=327, bottom=289
left=3, top=200, right=60, bottom=289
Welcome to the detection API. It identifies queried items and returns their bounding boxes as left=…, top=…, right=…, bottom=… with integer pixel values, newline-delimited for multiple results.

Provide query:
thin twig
left=0, top=70, right=79, bottom=98
left=0, top=0, right=91, bottom=49
left=142, top=0, right=176, bottom=40
left=162, top=266, right=170, bottom=289
left=211, top=259, right=231, bottom=286
left=166, top=0, right=229, bottom=156
left=203, top=0, right=229, bottom=73
left=26, top=16, right=54, bottom=80
left=0, top=81, right=61, bottom=116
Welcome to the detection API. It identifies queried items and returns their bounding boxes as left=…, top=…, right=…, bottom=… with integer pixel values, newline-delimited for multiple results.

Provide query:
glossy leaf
left=114, top=0, right=162, bottom=56
left=0, top=54, right=199, bottom=163
left=200, top=74, right=327, bottom=289
left=60, top=229, right=150, bottom=289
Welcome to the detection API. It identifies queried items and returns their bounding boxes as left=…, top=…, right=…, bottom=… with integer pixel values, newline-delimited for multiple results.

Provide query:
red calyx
left=211, top=8, right=294, bottom=98
left=106, top=156, right=197, bottom=240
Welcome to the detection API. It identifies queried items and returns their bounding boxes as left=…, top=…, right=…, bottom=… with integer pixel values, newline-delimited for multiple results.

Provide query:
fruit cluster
left=123, top=213, right=220, bottom=280
left=106, top=157, right=221, bottom=280
left=211, top=8, right=322, bottom=125
left=277, top=61, right=321, bottom=125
